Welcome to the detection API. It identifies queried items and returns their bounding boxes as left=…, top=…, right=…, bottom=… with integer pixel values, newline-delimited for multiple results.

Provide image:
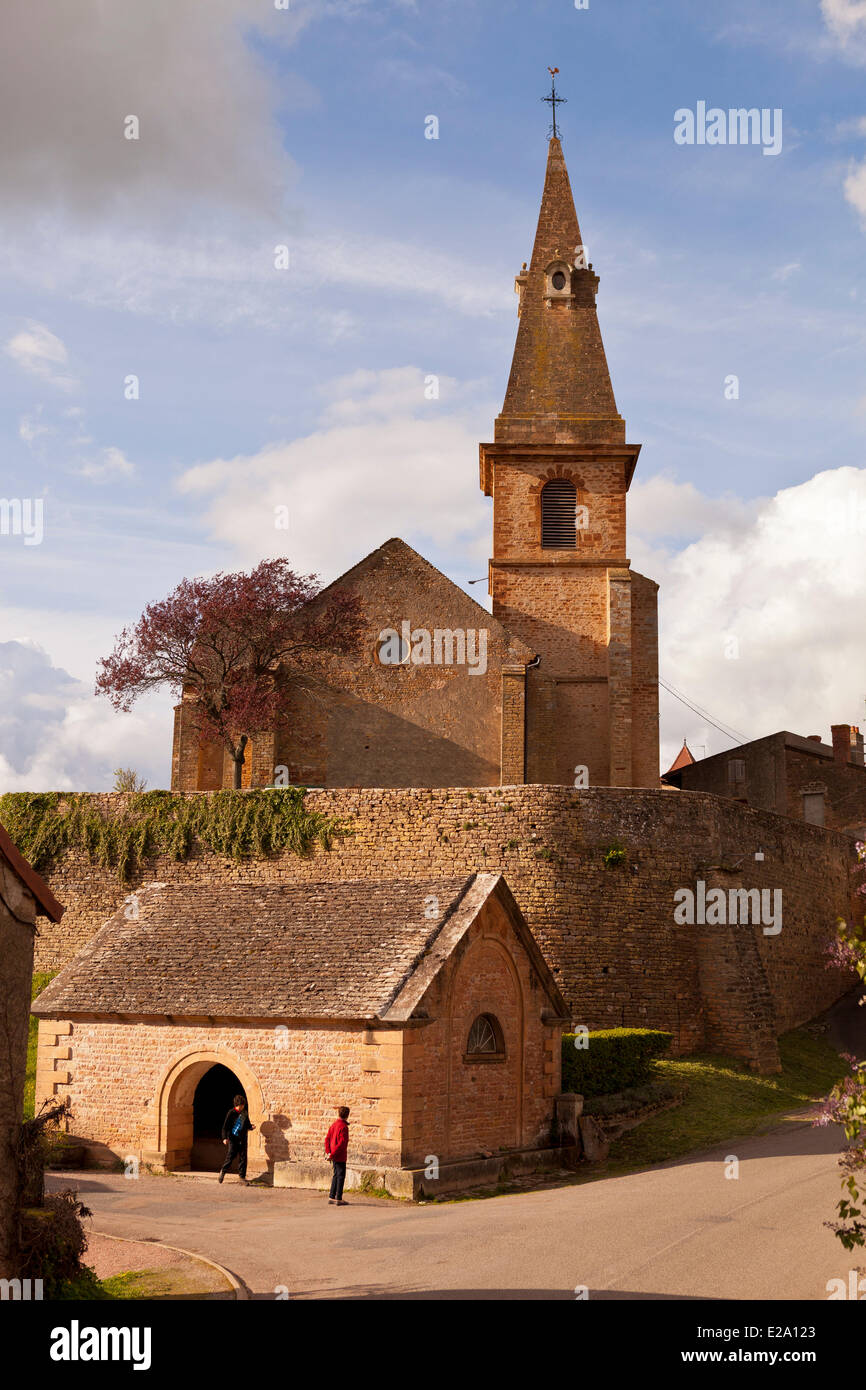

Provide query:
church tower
left=480, top=136, right=659, bottom=788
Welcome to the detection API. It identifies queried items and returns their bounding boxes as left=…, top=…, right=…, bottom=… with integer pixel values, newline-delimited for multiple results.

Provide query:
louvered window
left=541, top=479, right=577, bottom=548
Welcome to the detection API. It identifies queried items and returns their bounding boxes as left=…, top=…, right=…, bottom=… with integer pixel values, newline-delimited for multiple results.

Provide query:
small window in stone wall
left=465, top=1013, right=505, bottom=1061
left=727, top=758, right=746, bottom=785
left=802, top=790, right=826, bottom=827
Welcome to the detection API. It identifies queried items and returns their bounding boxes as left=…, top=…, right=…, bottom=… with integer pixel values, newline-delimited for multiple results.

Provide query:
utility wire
left=659, top=677, right=749, bottom=746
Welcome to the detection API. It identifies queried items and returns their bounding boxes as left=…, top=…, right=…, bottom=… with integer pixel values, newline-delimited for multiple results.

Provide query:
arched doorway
left=154, top=1049, right=265, bottom=1172
left=191, top=1063, right=243, bottom=1170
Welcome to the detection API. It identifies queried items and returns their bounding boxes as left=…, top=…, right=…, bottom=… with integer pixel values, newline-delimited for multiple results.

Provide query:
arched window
left=541, top=478, right=577, bottom=549
left=466, top=1013, right=505, bottom=1057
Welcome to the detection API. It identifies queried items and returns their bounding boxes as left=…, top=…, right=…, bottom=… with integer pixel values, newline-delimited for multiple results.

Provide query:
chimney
left=853, top=726, right=865, bottom=767
left=831, top=724, right=857, bottom=767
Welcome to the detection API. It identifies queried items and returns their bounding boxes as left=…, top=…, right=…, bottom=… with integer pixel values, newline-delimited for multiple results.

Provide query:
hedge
left=561, top=1028, right=673, bottom=1098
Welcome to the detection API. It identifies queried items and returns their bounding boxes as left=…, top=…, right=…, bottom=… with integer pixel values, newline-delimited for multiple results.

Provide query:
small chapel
left=171, top=135, right=660, bottom=794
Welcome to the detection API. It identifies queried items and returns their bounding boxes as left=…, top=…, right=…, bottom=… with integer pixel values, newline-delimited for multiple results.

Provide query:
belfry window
left=541, top=479, right=577, bottom=549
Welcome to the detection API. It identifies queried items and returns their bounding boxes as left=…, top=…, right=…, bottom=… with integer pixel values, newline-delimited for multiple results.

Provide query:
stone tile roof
left=33, top=876, right=487, bottom=1022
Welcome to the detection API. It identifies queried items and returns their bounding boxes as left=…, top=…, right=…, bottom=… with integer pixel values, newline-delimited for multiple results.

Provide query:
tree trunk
left=232, top=734, right=248, bottom=790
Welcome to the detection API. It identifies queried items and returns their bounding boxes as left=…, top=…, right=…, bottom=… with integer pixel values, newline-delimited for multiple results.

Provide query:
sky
left=2, top=0, right=866, bottom=789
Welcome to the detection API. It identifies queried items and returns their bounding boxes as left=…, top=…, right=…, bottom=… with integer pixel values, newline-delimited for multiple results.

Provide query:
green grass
left=605, top=1027, right=847, bottom=1173
left=23, top=971, right=56, bottom=1120
left=98, top=1270, right=174, bottom=1300
left=53, top=1269, right=178, bottom=1300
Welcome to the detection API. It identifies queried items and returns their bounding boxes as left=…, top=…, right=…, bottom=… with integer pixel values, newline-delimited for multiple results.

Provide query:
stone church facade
left=171, top=136, right=659, bottom=794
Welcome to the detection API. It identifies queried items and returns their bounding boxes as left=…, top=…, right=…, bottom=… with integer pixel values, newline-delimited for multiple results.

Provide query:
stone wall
left=31, top=786, right=857, bottom=1069
left=35, top=1016, right=402, bottom=1170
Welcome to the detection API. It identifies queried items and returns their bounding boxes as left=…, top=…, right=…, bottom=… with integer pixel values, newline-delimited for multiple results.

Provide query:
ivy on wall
left=0, top=788, right=344, bottom=884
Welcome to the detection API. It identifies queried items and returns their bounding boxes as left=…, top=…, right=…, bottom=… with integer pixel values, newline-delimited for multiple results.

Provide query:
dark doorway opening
left=192, top=1063, right=244, bottom=1170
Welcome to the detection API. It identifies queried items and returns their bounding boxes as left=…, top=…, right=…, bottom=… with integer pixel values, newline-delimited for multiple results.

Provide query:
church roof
left=33, top=873, right=566, bottom=1023
left=496, top=137, right=624, bottom=445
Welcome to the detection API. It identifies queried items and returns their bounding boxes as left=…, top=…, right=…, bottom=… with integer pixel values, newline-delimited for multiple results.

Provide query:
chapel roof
left=33, top=873, right=566, bottom=1023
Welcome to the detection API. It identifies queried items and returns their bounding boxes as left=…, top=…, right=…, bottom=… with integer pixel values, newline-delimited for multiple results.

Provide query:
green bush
left=561, top=1028, right=673, bottom=1098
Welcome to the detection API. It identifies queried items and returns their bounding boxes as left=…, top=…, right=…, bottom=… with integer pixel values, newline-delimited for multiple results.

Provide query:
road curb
left=92, top=1229, right=249, bottom=1300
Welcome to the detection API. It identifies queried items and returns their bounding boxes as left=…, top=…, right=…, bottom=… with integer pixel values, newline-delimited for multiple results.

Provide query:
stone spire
left=496, top=137, right=624, bottom=446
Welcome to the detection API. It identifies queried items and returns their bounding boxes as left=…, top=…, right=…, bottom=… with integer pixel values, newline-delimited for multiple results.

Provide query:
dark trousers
left=220, top=1138, right=247, bottom=1180
left=329, top=1161, right=346, bottom=1200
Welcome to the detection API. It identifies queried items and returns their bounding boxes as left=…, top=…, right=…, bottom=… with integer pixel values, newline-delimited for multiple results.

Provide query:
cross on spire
left=542, top=67, right=566, bottom=139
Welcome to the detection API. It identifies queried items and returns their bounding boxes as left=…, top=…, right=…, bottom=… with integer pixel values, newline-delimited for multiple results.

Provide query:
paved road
left=50, top=1115, right=857, bottom=1301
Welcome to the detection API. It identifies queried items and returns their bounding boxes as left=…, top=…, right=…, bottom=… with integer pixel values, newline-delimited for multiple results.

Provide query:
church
left=171, top=136, right=660, bottom=795
left=32, top=135, right=854, bottom=1196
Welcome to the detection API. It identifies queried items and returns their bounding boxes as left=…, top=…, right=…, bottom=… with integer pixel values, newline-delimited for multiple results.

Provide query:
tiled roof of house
left=33, top=875, right=505, bottom=1021
left=665, top=741, right=696, bottom=775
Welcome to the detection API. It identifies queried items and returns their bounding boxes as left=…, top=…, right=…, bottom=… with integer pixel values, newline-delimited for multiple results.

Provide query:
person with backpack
left=324, top=1105, right=350, bottom=1205
left=219, top=1093, right=255, bottom=1185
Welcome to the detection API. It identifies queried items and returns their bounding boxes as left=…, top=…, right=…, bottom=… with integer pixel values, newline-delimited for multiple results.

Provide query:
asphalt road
left=50, top=1114, right=857, bottom=1301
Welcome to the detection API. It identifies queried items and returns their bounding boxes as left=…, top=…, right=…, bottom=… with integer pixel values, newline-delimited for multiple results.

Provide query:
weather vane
left=542, top=66, right=566, bottom=139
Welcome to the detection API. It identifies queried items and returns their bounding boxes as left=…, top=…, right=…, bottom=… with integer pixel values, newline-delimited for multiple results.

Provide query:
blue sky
left=2, top=0, right=866, bottom=788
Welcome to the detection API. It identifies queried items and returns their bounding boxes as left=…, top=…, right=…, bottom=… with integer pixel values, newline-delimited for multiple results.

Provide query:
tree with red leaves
left=96, top=559, right=361, bottom=789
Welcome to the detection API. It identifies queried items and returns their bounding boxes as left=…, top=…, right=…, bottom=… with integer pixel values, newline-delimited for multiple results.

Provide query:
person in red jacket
left=325, top=1105, right=350, bottom=1205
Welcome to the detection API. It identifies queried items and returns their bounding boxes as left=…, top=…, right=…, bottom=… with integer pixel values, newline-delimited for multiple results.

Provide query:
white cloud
left=640, top=467, right=866, bottom=768
left=18, top=407, right=56, bottom=445
left=770, top=261, right=802, bottom=282
left=5, top=322, right=76, bottom=390
left=844, top=158, right=866, bottom=220
left=0, top=224, right=511, bottom=331
left=0, top=0, right=303, bottom=226
left=822, top=0, right=866, bottom=44
left=177, top=366, right=494, bottom=578
left=77, top=447, right=136, bottom=483
left=833, top=115, right=866, bottom=137
left=0, top=640, right=169, bottom=792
